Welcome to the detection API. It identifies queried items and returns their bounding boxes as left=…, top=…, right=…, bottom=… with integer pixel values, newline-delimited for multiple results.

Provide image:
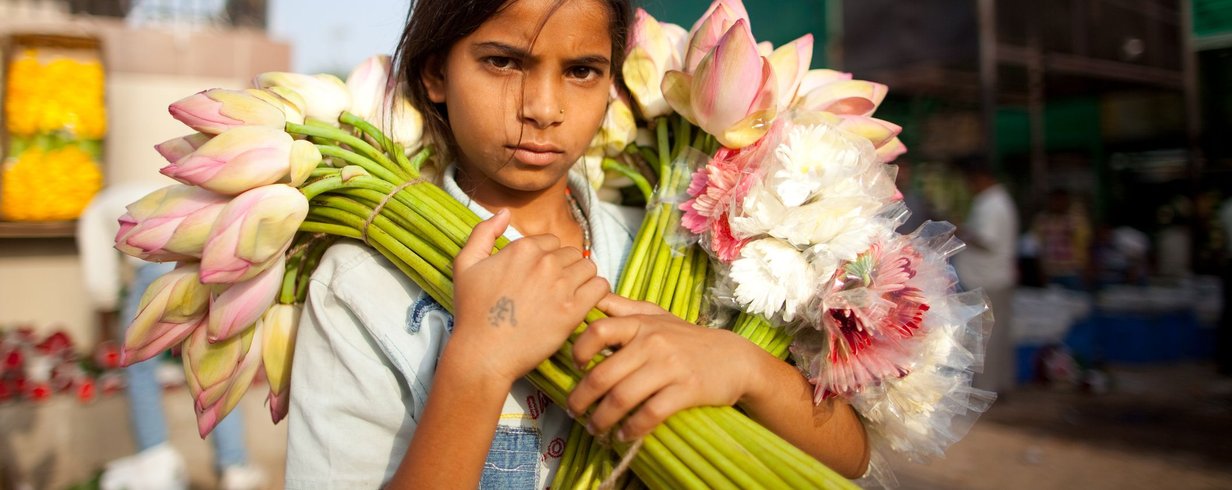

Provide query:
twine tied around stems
left=598, top=438, right=643, bottom=490
left=361, top=178, right=425, bottom=245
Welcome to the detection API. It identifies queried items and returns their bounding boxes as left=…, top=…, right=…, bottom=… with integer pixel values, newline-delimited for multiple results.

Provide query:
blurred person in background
left=952, top=155, right=1019, bottom=394
left=78, top=184, right=267, bottom=490
left=1030, top=189, right=1092, bottom=290
left=1218, top=195, right=1232, bottom=379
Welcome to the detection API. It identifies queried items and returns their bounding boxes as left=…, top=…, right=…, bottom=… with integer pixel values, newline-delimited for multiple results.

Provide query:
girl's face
left=424, top=0, right=613, bottom=194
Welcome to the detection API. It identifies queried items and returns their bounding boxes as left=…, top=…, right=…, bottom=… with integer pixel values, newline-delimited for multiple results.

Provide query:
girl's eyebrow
left=472, top=41, right=609, bottom=66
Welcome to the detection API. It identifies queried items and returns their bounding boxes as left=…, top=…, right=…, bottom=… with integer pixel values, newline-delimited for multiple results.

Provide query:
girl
left=284, top=0, right=870, bottom=487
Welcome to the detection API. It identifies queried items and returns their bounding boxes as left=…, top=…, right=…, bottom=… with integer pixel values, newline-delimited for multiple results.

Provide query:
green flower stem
left=687, top=254, right=708, bottom=324
left=657, top=243, right=687, bottom=311
left=287, top=121, right=401, bottom=179
left=628, top=453, right=673, bottom=490
left=615, top=203, right=661, bottom=298
left=656, top=118, right=670, bottom=179
left=310, top=167, right=337, bottom=178
left=340, top=187, right=462, bottom=258
left=316, top=145, right=402, bottom=183
left=667, top=248, right=695, bottom=319
left=650, top=424, right=732, bottom=489
left=278, top=249, right=302, bottom=305
left=338, top=112, right=414, bottom=176
left=299, top=221, right=360, bottom=239
left=641, top=210, right=678, bottom=304
left=294, top=235, right=337, bottom=304
left=306, top=206, right=452, bottom=306
left=553, top=423, right=587, bottom=489
left=636, top=145, right=660, bottom=176
left=574, top=443, right=603, bottom=489
left=707, top=407, right=856, bottom=489
left=687, top=409, right=791, bottom=489
left=666, top=414, right=763, bottom=489
left=601, top=158, right=653, bottom=204
left=314, top=196, right=456, bottom=284
left=408, top=146, right=433, bottom=172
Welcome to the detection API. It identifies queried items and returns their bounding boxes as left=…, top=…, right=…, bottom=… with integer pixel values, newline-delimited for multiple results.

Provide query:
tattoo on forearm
left=488, top=296, right=517, bottom=327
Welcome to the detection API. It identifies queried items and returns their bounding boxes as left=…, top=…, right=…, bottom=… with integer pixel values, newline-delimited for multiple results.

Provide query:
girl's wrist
left=440, top=330, right=518, bottom=393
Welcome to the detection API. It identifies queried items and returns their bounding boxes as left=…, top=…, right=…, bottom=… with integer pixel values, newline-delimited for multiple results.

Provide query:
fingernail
left=586, top=422, right=597, bottom=435
left=616, top=427, right=630, bottom=442
left=566, top=408, right=576, bottom=419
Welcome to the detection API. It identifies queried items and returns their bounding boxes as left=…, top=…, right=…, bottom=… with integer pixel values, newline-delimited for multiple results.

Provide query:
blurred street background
left=0, top=0, right=1230, bottom=488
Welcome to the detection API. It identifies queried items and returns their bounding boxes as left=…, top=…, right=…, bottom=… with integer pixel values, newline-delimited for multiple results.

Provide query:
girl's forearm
left=386, top=339, right=513, bottom=489
left=737, top=349, right=871, bottom=479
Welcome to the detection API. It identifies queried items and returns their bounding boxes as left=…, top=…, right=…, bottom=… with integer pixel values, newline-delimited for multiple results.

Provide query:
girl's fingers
left=572, top=276, right=611, bottom=313
left=453, top=208, right=510, bottom=271
left=572, top=316, right=641, bottom=368
left=566, top=343, right=648, bottom=421
left=585, top=363, right=674, bottom=435
left=596, top=293, right=665, bottom=317
left=617, top=385, right=692, bottom=442
left=562, top=253, right=598, bottom=285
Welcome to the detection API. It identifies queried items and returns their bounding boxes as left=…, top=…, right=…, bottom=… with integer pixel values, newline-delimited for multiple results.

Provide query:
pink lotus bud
left=207, top=258, right=285, bottom=342
left=182, top=322, right=263, bottom=437
left=624, top=9, right=685, bottom=119
left=155, top=133, right=211, bottom=164
left=663, top=20, right=779, bottom=149
left=115, top=185, right=231, bottom=262
left=121, top=264, right=212, bottom=365
left=689, top=0, right=749, bottom=36
left=254, top=72, right=351, bottom=125
left=346, top=55, right=393, bottom=122
left=766, top=34, right=814, bottom=110
left=259, top=303, right=300, bottom=421
left=268, top=389, right=290, bottom=424
left=793, top=69, right=853, bottom=104
left=875, top=137, right=907, bottom=163
left=345, top=55, right=424, bottom=150
left=199, top=184, right=308, bottom=284
left=245, top=88, right=306, bottom=125
left=684, top=0, right=746, bottom=73
left=160, top=126, right=321, bottom=195
left=169, top=89, right=286, bottom=135
left=836, top=116, right=902, bottom=149
left=798, top=79, right=888, bottom=117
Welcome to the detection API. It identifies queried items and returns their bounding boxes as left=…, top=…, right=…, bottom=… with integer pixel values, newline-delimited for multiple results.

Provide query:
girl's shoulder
left=310, top=240, right=428, bottom=319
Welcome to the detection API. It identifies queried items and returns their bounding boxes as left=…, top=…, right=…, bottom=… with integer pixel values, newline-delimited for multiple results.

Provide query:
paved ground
left=2, top=363, right=1230, bottom=489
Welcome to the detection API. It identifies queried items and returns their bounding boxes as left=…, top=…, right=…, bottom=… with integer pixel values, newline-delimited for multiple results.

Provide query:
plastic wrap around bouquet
left=114, top=1, right=993, bottom=488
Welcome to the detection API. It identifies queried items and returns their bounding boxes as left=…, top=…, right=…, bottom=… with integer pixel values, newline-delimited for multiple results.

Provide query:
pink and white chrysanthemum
left=807, top=239, right=931, bottom=402
left=679, top=119, right=783, bottom=262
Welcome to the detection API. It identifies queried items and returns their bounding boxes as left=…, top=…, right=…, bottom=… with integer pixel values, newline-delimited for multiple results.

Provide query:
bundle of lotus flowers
left=112, top=49, right=858, bottom=486
left=118, top=1, right=995, bottom=487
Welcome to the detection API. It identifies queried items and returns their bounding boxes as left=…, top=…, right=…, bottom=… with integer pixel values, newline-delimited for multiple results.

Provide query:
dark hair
left=393, top=0, right=634, bottom=172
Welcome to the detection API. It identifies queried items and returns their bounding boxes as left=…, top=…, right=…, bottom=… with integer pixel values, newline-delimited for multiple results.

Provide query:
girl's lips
left=509, top=146, right=564, bottom=166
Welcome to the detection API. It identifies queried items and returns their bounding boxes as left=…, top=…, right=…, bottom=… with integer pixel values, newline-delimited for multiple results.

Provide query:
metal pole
left=978, top=0, right=998, bottom=169
left=1027, top=2, right=1047, bottom=208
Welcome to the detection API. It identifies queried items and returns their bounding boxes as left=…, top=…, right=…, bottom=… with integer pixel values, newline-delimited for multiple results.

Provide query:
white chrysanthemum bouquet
left=113, top=0, right=992, bottom=488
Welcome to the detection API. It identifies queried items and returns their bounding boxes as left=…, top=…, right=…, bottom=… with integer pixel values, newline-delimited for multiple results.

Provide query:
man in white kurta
left=953, top=163, right=1019, bottom=394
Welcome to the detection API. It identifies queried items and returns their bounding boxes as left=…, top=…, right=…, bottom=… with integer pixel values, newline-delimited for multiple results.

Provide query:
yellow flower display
left=1, top=145, right=103, bottom=221
left=5, top=49, right=107, bottom=139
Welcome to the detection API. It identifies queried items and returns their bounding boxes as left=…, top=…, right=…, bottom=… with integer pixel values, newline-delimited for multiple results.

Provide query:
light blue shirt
left=284, top=167, right=641, bottom=489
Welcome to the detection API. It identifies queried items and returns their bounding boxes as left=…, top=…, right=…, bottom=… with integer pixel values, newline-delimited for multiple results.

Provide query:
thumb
left=596, top=293, right=666, bottom=317
left=454, top=209, right=510, bottom=272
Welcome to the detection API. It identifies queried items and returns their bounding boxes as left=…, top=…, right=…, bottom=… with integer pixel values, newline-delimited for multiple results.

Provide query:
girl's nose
left=519, top=71, right=565, bottom=129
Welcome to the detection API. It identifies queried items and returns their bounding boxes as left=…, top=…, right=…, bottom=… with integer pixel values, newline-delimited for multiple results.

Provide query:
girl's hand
left=566, top=294, right=767, bottom=441
left=450, top=209, right=610, bottom=387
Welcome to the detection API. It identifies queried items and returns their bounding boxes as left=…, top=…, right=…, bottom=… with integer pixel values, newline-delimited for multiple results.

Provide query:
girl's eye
left=485, top=56, right=520, bottom=71
left=568, top=66, right=602, bottom=81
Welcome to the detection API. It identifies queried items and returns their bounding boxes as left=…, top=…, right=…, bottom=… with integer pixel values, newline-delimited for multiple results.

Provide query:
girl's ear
left=422, top=54, right=447, bottom=104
